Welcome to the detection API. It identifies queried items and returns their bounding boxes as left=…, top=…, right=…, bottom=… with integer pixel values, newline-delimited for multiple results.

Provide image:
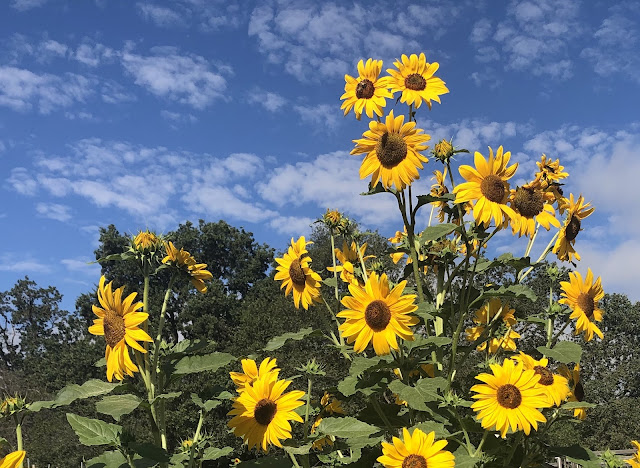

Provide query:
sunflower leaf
left=66, top=413, right=121, bottom=446
left=338, top=355, right=394, bottom=396
left=414, top=194, right=455, bottom=213
left=561, top=401, right=596, bottom=410
left=202, top=446, right=233, bottom=460
left=283, top=442, right=313, bottom=455
left=172, top=352, right=235, bottom=375
left=129, top=442, right=170, bottom=462
left=548, top=445, right=600, bottom=467
left=96, top=394, right=143, bottom=421
left=29, top=379, right=123, bottom=411
left=317, top=416, right=379, bottom=439
left=419, top=223, right=459, bottom=243
left=237, top=456, right=293, bottom=467
left=537, top=341, right=582, bottom=364
left=263, top=327, right=322, bottom=351
left=85, top=450, right=128, bottom=468
left=323, top=276, right=338, bottom=288
left=452, top=446, right=480, bottom=468
left=388, top=377, right=447, bottom=411
left=409, top=421, right=451, bottom=439
left=478, top=284, right=537, bottom=303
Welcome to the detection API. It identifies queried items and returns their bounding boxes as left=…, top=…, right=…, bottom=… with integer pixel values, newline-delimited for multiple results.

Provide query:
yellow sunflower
left=513, top=352, right=570, bottom=407
left=509, top=183, right=560, bottom=238
left=465, top=298, right=520, bottom=354
left=559, top=268, right=605, bottom=342
left=133, top=229, right=160, bottom=252
left=327, top=240, right=373, bottom=286
left=340, top=58, right=393, bottom=120
left=430, top=168, right=449, bottom=223
left=453, top=146, right=518, bottom=228
left=0, top=451, right=25, bottom=468
left=471, top=358, right=549, bottom=438
left=552, top=194, right=594, bottom=263
left=320, top=392, right=345, bottom=415
left=89, top=276, right=153, bottom=382
left=230, top=357, right=280, bottom=390
left=337, top=272, right=418, bottom=355
left=386, top=53, right=449, bottom=110
left=228, top=374, right=305, bottom=452
left=535, top=154, right=568, bottom=189
left=627, top=441, right=640, bottom=468
left=162, top=241, right=213, bottom=293
left=351, top=110, right=431, bottom=190
left=274, top=236, right=322, bottom=310
left=558, top=364, right=587, bottom=420
left=377, top=428, right=455, bottom=468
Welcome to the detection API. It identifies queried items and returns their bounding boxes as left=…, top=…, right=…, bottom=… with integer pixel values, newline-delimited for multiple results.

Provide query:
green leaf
left=561, top=401, right=596, bottom=409
left=410, top=421, right=451, bottom=439
left=173, top=352, right=235, bottom=375
left=202, top=446, right=233, bottom=460
left=453, top=446, right=479, bottom=468
left=387, top=377, right=447, bottom=411
left=169, top=453, right=189, bottom=467
left=56, top=379, right=121, bottom=406
left=548, top=444, right=600, bottom=467
left=283, top=443, right=313, bottom=455
left=323, top=277, right=338, bottom=288
left=96, top=394, right=142, bottom=421
left=66, top=413, right=121, bottom=446
left=338, top=355, right=393, bottom=396
left=419, top=223, right=458, bottom=243
left=152, top=392, right=182, bottom=404
left=95, top=357, right=106, bottom=367
left=474, top=253, right=532, bottom=273
left=360, top=181, right=393, bottom=196
left=263, top=327, right=322, bottom=351
left=414, top=302, right=436, bottom=322
left=129, top=442, right=170, bottom=462
left=317, top=417, right=379, bottom=439
left=537, top=341, right=582, bottom=364
left=167, top=339, right=208, bottom=357
left=85, top=450, right=127, bottom=468
left=480, top=284, right=537, bottom=302
left=238, top=457, right=293, bottom=467
left=414, top=193, right=455, bottom=213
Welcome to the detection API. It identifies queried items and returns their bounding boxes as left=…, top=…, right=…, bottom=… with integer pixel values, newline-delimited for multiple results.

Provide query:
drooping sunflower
left=558, top=363, right=587, bottom=420
left=535, top=154, right=568, bottom=189
left=471, top=358, right=549, bottom=438
left=327, top=240, right=373, bottom=286
left=377, top=427, right=455, bottom=468
left=0, top=451, right=25, bottom=468
left=228, top=374, right=305, bottom=452
left=559, top=268, right=605, bottom=342
left=430, top=168, right=449, bottom=223
left=340, top=58, right=393, bottom=120
left=386, top=53, right=449, bottom=110
left=351, top=110, right=431, bottom=191
left=162, top=241, right=213, bottom=293
left=627, top=441, right=640, bottom=468
left=337, top=272, right=418, bottom=355
left=274, top=236, right=322, bottom=310
left=89, top=276, right=153, bottom=382
left=465, top=298, right=520, bottom=354
left=552, top=194, right=594, bottom=263
left=230, top=357, right=279, bottom=390
left=513, top=352, right=570, bottom=407
left=453, top=146, right=518, bottom=228
left=509, top=183, right=561, bottom=238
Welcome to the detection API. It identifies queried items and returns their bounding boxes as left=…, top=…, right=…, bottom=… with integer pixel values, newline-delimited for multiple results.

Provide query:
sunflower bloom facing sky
left=340, top=58, right=393, bottom=120
left=0, top=451, right=25, bottom=468
left=534, top=154, right=568, bottom=189
left=274, top=236, right=322, bottom=310
left=471, top=358, right=549, bottom=438
left=553, top=194, right=594, bottom=263
left=559, top=364, right=587, bottom=420
left=351, top=110, right=431, bottom=191
left=89, top=276, right=153, bottom=382
left=377, top=428, right=455, bottom=468
left=513, top=352, right=570, bottom=407
left=465, top=298, right=520, bottom=354
left=509, top=183, right=560, bottom=238
left=453, top=146, right=518, bottom=228
left=230, top=357, right=280, bottom=391
left=338, top=272, right=418, bottom=355
left=162, top=241, right=213, bottom=293
left=559, top=268, right=605, bottom=342
left=228, top=373, right=305, bottom=452
left=387, top=53, right=449, bottom=109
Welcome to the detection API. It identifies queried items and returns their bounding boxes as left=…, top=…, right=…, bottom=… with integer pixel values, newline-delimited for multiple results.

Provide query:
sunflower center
left=405, top=73, right=427, bottom=91
left=402, top=454, right=428, bottom=468
left=565, top=216, right=581, bottom=241
left=355, top=79, right=375, bottom=99
left=480, top=175, right=506, bottom=203
left=289, top=258, right=307, bottom=286
left=496, top=384, right=522, bottom=409
left=577, top=292, right=595, bottom=319
left=364, top=299, right=391, bottom=332
left=513, top=187, right=544, bottom=218
left=254, top=398, right=278, bottom=426
left=574, top=381, right=585, bottom=402
left=103, top=310, right=126, bottom=348
left=376, top=132, right=408, bottom=169
left=534, top=366, right=555, bottom=386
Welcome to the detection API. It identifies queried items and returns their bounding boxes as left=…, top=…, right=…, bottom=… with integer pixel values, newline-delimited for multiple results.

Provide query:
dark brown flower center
left=364, top=299, right=391, bottom=332
left=565, top=216, right=581, bottom=241
left=480, top=175, right=506, bottom=203
left=376, top=132, right=408, bottom=169
left=103, top=310, right=126, bottom=348
left=577, top=292, right=595, bottom=319
left=254, top=398, right=277, bottom=426
left=574, top=381, right=585, bottom=402
left=402, top=454, right=427, bottom=468
left=289, top=258, right=306, bottom=286
left=534, top=366, right=554, bottom=386
left=496, top=384, right=522, bottom=409
left=355, top=79, right=375, bottom=99
left=513, top=187, right=544, bottom=218
left=405, top=73, right=426, bottom=91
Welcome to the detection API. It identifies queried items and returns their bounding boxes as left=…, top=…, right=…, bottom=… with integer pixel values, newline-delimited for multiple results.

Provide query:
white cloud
left=7, top=168, right=38, bottom=195
left=268, top=215, right=314, bottom=237
left=36, top=202, right=72, bottom=222
left=248, top=89, right=287, bottom=112
left=10, top=0, right=48, bottom=11
left=74, top=42, right=116, bottom=67
left=0, top=254, right=50, bottom=273
left=137, top=3, right=186, bottom=27
left=420, top=118, right=524, bottom=152
left=61, top=258, right=101, bottom=275
left=293, top=104, right=341, bottom=131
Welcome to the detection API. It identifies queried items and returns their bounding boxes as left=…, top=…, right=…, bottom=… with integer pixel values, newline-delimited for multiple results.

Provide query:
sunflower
left=558, top=364, right=587, bottom=420
left=509, top=183, right=560, bottom=238
left=386, top=53, right=449, bottom=110
left=465, top=298, right=520, bottom=354
left=162, top=241, right=213, bottom=293
left=133, top=229, right=160, bottom=252
left=327, top=240, right=373, bottom=286
left=513, top=352, right=570, bottom=407
left=535, top=154, right=568, bottom=189
left=0, top=451, right=25, bottom=468
left=559, top=268, right=605, bottom=342
left=320, top=392, right=345, bottom=415
left=471, top=358, right=549, bottom=438
left=552, top=194, right=594, bottom=263
left=228, top=374, right=305, bottom=452
left=351, top=110, right=431, bottom=190
left=340, top=58, right=393, bottom=120
left=337, top=272, right=418, bottom=355
left=274, top=236, right=322, bottom=310
left=377, top=428, right=455, bottom=468
left=627, top=441, right=640, bottom=468
left=453, top=146, right=518, bottom=228
left=430, top=168, right=449, bottom=223
left=88, top=276, right=153, bottom=382
left=230, top=357, right=280, bottom=390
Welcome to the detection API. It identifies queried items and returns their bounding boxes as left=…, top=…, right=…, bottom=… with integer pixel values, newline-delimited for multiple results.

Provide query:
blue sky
left=1, top=0, right=639, bottom=311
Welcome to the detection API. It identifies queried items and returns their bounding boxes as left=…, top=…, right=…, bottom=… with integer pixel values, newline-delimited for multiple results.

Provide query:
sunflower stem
left=546, top=283, right=554, bottom=348
left=474, top=430, right=490, bottom=457
left=518, top=231, right=558, bottom=282
left=287, top=451, right=302, bottom=468
left=503, top=432, right=523, bottom=467
left=355, top=240, right=369, bottom=283
left=523, top=224, right=539, bottom=258
left=370, top=395, right=394, bottom=434
left=187, top=410, right=205, bottom=468
left=13, top=414, right=23, bottom=468
left=329, top=233, right=347, bottom=351
left=303, top=377, right=313, bottom=439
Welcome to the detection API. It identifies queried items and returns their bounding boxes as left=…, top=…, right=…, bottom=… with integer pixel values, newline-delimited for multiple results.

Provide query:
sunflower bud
left=1, top=395, right=26, bottom=416
left=133, top=229, right=161, bottom=253
left=180, top=439, right=194, bottom=453
left=433, top=139, right=454, bottom=162
left=297, top=358, right=325, bottom=376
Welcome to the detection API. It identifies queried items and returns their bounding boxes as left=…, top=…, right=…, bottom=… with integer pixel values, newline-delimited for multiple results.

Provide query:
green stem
left=188, top=410, right=205, bottom=468
left=550, top=319, right=571, bottom=348
left=449, top=408, right=473, bottom=455
left=329, top=230, right=340, bottom=303
left=303, top=378, right=313, bottom=439
left=474, top=430, right=490, bottom=457
left=523, top=224, right=539, bottom=258
left=546, top=284, right=554, bottom=348
left=503, top=432, right=523, bottom=467
left=370, top=395, right=394, bottom=434
left=355, top=240, right=369, bottom=283
left=14, top=415, right=23, bottom=468
left=287, top=451, right=302, bottom=468
left=518, top=231, right=559, bottom=283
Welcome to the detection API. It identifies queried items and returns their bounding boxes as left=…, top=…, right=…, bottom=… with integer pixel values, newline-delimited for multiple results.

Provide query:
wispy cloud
left=36, top=202, right=73, bottom=222
left=10, top=0, right=48, bottom=11
left=0, top=254, right=50, bottom=273
left=247, top=88, right=287, bottom=112
left=136, top=3, right=187, bottom=28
